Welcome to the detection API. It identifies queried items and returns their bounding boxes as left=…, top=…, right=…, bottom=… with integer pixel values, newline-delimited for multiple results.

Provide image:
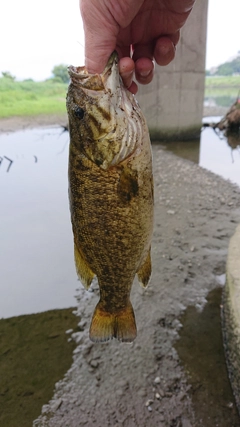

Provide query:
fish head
left=67, top=52, right=144, bottom=169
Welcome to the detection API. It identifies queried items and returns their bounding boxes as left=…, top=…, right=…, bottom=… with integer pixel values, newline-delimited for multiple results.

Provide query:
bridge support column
left=136, top=0, right=208, bottom=141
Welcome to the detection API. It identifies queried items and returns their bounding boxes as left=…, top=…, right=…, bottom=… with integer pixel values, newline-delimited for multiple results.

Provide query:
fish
left=66, top=52, right=154, bottom=343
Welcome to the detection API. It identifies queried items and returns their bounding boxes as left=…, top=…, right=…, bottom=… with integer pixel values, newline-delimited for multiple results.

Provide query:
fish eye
left=74, top=106, right=85, bottom=119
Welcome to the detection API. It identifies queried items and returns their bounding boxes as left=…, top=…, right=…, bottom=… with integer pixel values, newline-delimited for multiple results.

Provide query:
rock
left=167, top=210, right=175, bottom=215
left=90, top=360, right=99, bottom=369
left=51, top=399, right=63, bottom=411
left=145, top=399, right=154, bottom=407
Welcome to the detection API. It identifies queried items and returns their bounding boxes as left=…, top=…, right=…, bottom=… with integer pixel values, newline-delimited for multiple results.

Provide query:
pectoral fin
left=74, top=242, right=95, bottom=289
left=137, top=249, right=152, bottom=288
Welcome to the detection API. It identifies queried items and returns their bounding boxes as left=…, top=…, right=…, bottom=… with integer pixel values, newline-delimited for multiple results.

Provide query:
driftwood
left=203, top=95, right=240, bottom=132
left=203, top=95, right=240, bottom=154
left=216, top=96, right=240, bottom=132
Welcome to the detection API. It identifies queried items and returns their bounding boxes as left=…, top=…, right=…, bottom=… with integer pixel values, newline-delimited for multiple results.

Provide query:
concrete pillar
left=136, top=0, right=208, bottom=141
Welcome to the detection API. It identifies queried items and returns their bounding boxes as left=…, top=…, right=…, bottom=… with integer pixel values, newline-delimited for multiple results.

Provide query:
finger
left=135, top=58, right=154, bottom=85
left=117, top=45, right=131, bottom=59
left=132, top=44, right=154, bottom=62
left=119, top=57, right=135, bottom=89
left=153, top=34, right=180, bottom=66
left=128, top=81, right=138, bottom=95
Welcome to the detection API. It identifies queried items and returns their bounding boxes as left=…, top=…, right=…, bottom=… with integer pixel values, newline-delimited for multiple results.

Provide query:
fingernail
left=159, top=45, right=172, bottom=56
left=139, top=70, right=151, bottom=77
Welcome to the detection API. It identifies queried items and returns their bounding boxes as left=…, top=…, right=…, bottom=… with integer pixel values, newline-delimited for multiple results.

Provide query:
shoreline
left=0, top=113, right=68, bottom=134
left=0, top=106, right=226, bottom=136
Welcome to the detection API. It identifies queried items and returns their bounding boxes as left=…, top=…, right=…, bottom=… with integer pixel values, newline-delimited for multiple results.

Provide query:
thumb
left=80, top=0, right=118, bottom=74
left=84, top=32, right=116, bottom=74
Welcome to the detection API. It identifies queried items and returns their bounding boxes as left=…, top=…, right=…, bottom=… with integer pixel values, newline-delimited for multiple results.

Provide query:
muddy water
left=158, top=123, right=240, bottom=188
left=175, top=287, right=240, bottom=426
left=0, top=127, right=77, bottom=318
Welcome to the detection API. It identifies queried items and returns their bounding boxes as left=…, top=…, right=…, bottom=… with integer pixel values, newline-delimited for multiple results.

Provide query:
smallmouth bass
left=66, top=52, right=154, bottom=343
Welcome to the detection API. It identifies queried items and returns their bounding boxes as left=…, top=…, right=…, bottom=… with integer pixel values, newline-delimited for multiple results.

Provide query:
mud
left=0, top=114, right=67, bottom=134
left=30, top=143, right=240, bottom=427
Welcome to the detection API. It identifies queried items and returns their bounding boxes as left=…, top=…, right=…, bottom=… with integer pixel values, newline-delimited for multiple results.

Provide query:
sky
left=0, top=0, right=240, bottom=81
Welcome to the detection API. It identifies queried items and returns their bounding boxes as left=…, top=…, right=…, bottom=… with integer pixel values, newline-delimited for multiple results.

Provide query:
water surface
left=0, top=128, right=77, bottom=318
left=160, top=122, right=240, bottom=188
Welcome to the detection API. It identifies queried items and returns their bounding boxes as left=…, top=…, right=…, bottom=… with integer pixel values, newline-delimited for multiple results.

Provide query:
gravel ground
left=32, top=145, right=240, bottom=427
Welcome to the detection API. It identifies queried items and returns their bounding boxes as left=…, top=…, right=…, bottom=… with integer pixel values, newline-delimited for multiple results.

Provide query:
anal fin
left=74, top=242, right=95, bottom=289
left=89, top=301, right=137, bottom=343
left=137, top=248, right=152, bottom=288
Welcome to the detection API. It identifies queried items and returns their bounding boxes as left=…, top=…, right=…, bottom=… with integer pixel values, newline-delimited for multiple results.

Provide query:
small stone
left=159, top=389, right=165, bottom=398
left=41, top=404, right=50, bottom=415
left=154, top=376, right=161, bottom=384
left=145, top=399, right=154, bottom=407
left=182, top=418, right=192, bottom=427
left=96, top=373, right=101, bottom=381
left=65, top=329, right=73, bottom=334
left=148, top=406, right=153, bottom=412
left=155, top=393, right=161, bottom=400
left=118, top=380, right=129, bottom=389
left=51, top=399, right=63, bottom=412
left=138, top=389, right=146, bottom=397
left=78, top=320, right=87, bottom=330
left=167, top=210, right=175, bottom=215
left=178, top=391, right=186, bottom=401
left=90, top=360, right=99, bottom=369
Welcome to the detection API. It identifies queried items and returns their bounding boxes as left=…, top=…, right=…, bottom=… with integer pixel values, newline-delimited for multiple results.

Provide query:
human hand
left=80, top=0, right=195, bottom=93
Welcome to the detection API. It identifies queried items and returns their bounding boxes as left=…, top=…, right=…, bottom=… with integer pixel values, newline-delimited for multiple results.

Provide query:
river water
left=0, top=127, right=77, bottom=319
left=0, top=124, right=239, bottom=319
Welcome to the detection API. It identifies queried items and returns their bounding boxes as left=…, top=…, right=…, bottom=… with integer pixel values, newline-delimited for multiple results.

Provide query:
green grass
left=0, top=308, right=79, bottom=427
left=205, top=75, right=240, bottom=88
left=1, top=75, right=240, bottom=119
left=0, top=77, right=67, bottom=118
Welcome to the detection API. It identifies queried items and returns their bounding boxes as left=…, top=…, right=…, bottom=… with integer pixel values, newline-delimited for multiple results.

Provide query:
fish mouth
left=68, top=51, right=121, bottom=93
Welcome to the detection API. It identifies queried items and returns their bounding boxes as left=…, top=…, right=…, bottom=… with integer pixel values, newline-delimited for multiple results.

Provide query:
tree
left=51, top=64, right=69, bottom=83
left=215, top=56, right=240, bottom=76
left=2, top=71, right=16, bottom=81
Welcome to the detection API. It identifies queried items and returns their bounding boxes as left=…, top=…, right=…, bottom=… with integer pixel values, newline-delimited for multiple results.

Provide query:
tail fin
left=89, top=302, right=137, bottom=343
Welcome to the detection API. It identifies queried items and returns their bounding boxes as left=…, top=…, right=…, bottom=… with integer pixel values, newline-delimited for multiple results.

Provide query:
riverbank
left=33, top=145, right=240, bottom=427
left=0, top=113, right=68, bottom=134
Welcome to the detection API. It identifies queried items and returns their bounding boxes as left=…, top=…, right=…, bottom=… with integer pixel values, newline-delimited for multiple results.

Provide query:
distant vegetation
left=205, top=75, right=240, bottom=88
left=1, top=58, right=240, bottom=120
left=51, top=64, right=69, bottom=83
left=0, top=72, right=67, bottom=118
left=206, top=53, right=240, bottom=76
